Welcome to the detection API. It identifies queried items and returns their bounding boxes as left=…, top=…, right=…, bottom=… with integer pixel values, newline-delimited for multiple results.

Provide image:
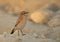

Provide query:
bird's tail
left=10, top=28, right=15, bottom=34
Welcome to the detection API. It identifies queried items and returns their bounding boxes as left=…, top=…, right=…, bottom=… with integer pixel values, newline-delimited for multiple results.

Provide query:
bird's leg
left=18, top=30, right=20, bottom=36
left=20, top=29, right=25, bottom=36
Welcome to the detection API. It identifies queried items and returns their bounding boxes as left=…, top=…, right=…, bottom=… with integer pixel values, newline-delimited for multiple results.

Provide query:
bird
left=10, top=11, right=29, bottom=36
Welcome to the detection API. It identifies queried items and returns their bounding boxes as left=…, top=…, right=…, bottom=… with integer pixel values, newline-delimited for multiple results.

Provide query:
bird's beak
left=24, top=12, right=29, bottom=14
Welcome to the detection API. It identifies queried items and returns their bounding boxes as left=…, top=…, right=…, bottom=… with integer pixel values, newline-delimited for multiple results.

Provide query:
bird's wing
left=14, top=15, right=26, bottom=28
left=15, top=16, right=22, bottom=27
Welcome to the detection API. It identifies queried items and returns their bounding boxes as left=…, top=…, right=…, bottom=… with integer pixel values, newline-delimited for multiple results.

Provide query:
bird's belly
left=15, top=22, right=26, bottom=30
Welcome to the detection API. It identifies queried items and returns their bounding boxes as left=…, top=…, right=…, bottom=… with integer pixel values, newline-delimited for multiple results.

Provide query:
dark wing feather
left=15, top=16, right=22, bottom=27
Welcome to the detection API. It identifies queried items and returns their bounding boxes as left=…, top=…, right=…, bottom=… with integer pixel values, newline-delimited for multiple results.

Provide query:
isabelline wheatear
left=10, top=11, right=29, bottom=36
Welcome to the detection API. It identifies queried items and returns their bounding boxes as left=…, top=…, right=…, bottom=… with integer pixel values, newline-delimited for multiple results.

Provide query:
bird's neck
left=20, top=14, right=26, bottom=19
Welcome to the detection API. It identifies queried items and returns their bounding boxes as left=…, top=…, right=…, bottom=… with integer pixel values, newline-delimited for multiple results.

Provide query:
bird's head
left=20, top=11, right=29, bottom=15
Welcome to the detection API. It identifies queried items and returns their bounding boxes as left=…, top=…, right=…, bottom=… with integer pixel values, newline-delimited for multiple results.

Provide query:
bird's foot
left=22, top=33, right=26, bottom=36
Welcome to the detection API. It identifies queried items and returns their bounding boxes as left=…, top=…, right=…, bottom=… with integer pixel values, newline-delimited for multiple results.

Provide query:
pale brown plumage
left=10, top=11, right=29, bottom=36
